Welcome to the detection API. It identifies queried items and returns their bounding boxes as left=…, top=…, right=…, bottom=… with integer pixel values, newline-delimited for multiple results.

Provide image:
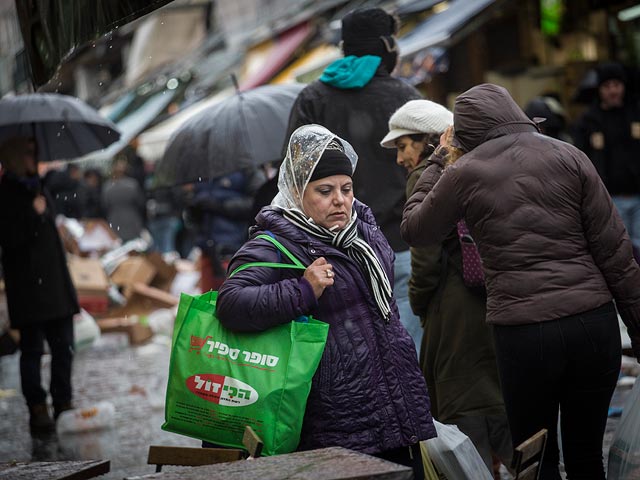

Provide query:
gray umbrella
left=154, top=83, right=305, bottom=187
left=0, top=93, right=121, bottom=162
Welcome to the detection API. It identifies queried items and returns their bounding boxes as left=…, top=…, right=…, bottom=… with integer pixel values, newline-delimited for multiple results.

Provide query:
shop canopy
left=398, top=0, right=499, bottom=57
left=238, top=22, right=314, bottom=91
left=136, top=87, right=235, bottom=163
left=79, top=88, right=177, bottom=163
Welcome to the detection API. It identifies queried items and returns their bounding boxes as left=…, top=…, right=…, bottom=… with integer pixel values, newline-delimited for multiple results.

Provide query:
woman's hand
left=304, top=257, right=335, bottom=299
left=440, top=126, right=454, bottom=148
left=431, top=126, right=454, bottom=161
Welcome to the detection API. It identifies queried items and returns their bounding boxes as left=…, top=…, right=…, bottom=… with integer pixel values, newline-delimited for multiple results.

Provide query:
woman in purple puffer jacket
left=216, top=124, right=435, bottom=478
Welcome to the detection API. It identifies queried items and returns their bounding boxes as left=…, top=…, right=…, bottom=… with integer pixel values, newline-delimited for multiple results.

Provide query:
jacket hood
left=453, top=83, right=538, bottom=152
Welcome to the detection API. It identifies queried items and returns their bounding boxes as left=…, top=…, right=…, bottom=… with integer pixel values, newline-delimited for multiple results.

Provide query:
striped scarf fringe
left=283, top=208, right=392, bottom=321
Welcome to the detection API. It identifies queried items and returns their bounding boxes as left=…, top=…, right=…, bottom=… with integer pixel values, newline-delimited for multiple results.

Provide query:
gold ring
left=326, top=269, right=334, bottom=278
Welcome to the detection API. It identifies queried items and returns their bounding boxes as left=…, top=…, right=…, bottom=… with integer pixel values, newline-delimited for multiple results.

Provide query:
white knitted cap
left=380, top=99, right=453, bottom=148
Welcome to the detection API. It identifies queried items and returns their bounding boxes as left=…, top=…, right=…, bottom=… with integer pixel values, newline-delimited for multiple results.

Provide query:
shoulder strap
left=228, top=234, right=306, bottom=277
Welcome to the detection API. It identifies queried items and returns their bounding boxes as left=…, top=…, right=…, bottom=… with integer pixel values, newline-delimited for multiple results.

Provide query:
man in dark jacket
left=0, top=137, right=79, bottom=433
left=285, top=8, right=423, bottom=350
left=573, top=62, right=640, bottom=257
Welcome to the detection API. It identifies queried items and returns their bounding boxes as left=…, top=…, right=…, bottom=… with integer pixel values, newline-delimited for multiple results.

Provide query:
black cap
left=596, top=62, right=626, bottom=87
left=310, top=141, right=352, bottom=182
left=341, top=8, right=398, bottom=57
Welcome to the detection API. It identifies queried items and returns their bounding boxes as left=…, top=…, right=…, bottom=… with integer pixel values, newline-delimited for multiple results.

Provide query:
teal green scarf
left=319, top=55, right=381, bottom=89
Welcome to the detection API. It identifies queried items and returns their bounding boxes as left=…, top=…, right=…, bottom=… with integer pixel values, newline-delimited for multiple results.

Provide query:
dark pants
left=493, top=302, right=620, bottom=480
left=374, top=444, right=424, bottom=480
left=19, top=316, right=74, bottom=407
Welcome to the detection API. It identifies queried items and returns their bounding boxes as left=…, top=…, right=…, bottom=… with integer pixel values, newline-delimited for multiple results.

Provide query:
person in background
left=217, top=125, right=435, bottom=479
left=573, top=62, right=640, bottom=260
left=0, top=136, right=78, bottom=433
left=285, top=8, right=424, bottom=349
left=523, top=95, right=571, bottom=142
left=185, top=167, right=266, bottom=292
left=102, top=157, right=146, bottom=242
left=381, top=99, right=512, bottom=476
left=43, top=163, right=84, bottom=219
left=146, top=181, right=183, bottom=254
left=402, top=83, right=640, bottom=479
left=81, top=168, right=104, bottom=219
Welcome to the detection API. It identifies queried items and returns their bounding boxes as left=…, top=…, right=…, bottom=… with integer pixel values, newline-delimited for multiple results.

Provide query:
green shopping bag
left=162, top=235, right=329, bottom=456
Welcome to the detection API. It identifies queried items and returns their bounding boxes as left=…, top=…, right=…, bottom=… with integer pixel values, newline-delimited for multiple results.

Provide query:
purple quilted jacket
left=217, top=201, right=436, bottom=454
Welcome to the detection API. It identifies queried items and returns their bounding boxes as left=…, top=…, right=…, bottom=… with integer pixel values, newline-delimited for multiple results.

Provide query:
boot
left=28, top=403, right=55, bottom=433
left=53, top=401, right=74, bottom=421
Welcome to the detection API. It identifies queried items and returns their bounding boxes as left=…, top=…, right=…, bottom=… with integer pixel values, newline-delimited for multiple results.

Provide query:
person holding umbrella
left=0, top=136, right=79, bottom=433
left=0, top=92, right=120, bottom=433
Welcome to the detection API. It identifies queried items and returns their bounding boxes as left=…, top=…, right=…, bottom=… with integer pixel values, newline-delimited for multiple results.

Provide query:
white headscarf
left=272, top=124, right=358, bottom=211
left=273, top=124, right=393, bottom=321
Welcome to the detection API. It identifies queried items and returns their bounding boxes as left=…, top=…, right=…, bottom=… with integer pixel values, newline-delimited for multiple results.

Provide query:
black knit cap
left=596, top=62, right=626, bottom=86
left=341, top=8, right=399, bottom=71
left=309, top=141, right=352, bottom=182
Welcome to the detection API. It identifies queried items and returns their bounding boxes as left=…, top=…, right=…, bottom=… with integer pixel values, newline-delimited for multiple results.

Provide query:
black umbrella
left=154, top=83, right=305, bottom=187
left=0, top=93, right=121, bottom=162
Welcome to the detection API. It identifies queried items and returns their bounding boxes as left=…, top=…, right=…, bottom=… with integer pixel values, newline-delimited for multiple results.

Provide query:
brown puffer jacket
left=401, top=84, right=640, bottom=351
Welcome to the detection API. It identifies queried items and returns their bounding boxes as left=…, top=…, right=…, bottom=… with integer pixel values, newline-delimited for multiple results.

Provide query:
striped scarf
left=283, top=208, right=392, bottom=321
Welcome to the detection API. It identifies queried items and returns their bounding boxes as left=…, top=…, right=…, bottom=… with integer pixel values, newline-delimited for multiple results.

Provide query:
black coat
left=572, top=101, right=640, bottom=195
left=285, top=66, right=421, bottom=252
left=0, top=173, right=79, bottom=328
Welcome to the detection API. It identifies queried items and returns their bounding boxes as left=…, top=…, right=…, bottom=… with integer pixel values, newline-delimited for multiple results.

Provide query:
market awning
left=79, top=88, right=177, bottom=163
left=124, top=7, right=207, bottom=88
left=238, top=22, right=314, bottom=91
left=395, top=0, right=446, bottom=16
left=271, top=44, right=341, bottom=84
left=398, top=0, right=498, bottom=57
left=136, top=87, right=235, bottom=163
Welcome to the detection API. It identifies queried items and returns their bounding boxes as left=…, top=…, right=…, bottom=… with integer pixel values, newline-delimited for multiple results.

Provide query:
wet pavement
left=0, top=333, right=199, bottom=479
left=0, top=330, right=635, bottom=479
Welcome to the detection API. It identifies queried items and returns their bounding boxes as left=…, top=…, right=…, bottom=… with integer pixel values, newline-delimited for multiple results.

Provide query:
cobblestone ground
left=0, top=333, right=200, bottom=479
left=0, top=331, right=635, bottom=479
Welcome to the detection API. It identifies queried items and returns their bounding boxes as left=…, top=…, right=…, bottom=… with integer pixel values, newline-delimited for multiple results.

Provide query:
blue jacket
left=193, top=172, right=254, bottom=252
left=217, top=200, right=436, bottom=454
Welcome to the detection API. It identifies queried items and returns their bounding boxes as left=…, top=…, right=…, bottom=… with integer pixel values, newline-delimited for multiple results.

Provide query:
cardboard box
left=146, top=252, right=178, bottom=291
left=68, top=257, right=109, bottom=295
left=96, top=317, right=153, bottom=345
left=67, top=257, right=110, bottom=315
left=110, top=257, right=157, bottom=298
left=107, top=283, right=179, bottom=317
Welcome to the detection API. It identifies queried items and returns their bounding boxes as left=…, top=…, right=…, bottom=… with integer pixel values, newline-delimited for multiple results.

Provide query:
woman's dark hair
left=408, top=133, right=440, bottom=161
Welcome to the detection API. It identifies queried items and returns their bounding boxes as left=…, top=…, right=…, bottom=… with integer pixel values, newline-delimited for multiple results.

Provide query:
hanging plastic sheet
left=15, top=0, right=174, bottom=88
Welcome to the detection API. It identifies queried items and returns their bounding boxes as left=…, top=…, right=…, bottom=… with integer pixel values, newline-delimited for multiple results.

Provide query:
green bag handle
left=229, top=234, right=306, bottom=277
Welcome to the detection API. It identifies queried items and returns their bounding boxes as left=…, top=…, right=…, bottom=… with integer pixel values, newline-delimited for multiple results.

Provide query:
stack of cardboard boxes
left=68, top=252, right=180, bottom=345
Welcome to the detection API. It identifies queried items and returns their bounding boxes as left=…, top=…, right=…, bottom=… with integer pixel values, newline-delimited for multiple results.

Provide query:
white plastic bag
left=608, top=378, right=640, bottom=480
left=56, top=401, right=115, bottom=434
left=425, top=420, right=493, bottom=480
left=73, top=308, right=100, bottom=351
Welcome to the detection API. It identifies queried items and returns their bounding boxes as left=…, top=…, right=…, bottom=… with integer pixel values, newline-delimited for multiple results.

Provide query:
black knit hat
left=596, top=62, right=626, bottom=87
left=310, top=140, right=353, bottom=182
left=341, top=8, right=398, bottom=45
left=341, top=8, right=399, bottom=72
